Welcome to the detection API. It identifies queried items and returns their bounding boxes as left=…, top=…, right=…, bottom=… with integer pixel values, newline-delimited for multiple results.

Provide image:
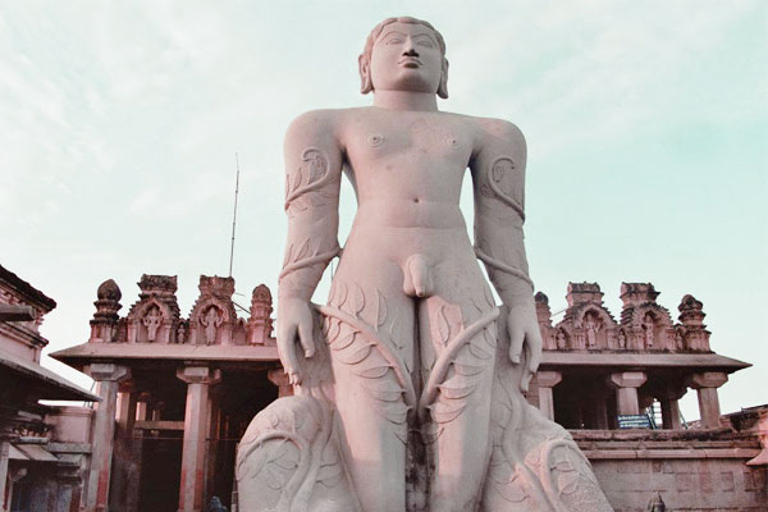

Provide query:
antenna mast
left=228, top=153, right=241, bottom=277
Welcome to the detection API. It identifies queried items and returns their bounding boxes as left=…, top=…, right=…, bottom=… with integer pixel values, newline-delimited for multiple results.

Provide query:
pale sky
left=1, top=1, right=766, bottom=421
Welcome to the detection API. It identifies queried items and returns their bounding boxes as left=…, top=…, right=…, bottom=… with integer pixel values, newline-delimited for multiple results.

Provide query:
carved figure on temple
left=142, top=306, right=162, bottom=342
left=642, top=313, right=655, bottom=349
left=584, top=312, right=600, bottom=349
left=674, top=327, right=685, bottom=351
left=556, top=328, right=568, bottom=350
left=238, top=16, right=612, bottom=511
left=176, top=321, right=188, bottom=344
left=201, top=306, right=222, bottom=345
left=617, top=329, right=627, bottom=349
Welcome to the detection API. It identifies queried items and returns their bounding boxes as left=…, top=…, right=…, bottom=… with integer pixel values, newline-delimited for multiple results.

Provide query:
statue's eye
left=417, top=40, right=435, bottom=48
left=386, top=37, right=403, bottom=45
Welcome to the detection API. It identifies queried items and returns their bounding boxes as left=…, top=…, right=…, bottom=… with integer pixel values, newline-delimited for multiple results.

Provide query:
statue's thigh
left=417, top=285, right=498, bottom=508
left=324, top=265, right=417, bottom=509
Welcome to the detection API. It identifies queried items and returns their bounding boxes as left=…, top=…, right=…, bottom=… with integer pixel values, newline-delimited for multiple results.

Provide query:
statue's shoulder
left=471, top=116, right=526, bottom=145
left=285, top=108, right=366, bottom=142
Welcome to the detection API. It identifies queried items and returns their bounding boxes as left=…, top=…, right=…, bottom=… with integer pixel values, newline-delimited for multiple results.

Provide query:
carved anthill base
left=237, top=306, right=613, bottom=511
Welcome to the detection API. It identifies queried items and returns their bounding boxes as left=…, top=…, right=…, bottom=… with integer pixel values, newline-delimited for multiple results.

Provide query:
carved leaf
left=368, top=386, right=405, bottom=402
left=295, top=238, right=310, bottom=261
left=495, top=473, right=528, bottom=503
left=352, top=284, right=365, bottom=316
left=437, top=305, right=451, bottom=345
left=291, top=166, right=303, bottom=193
left=452, top=362, right=484, bottom=376
left=558, top=471, right=579, bottom=496
left=438, top=383, right=476, bottom=400
left=469, top=338, right=493, bottom=359
left=482, top=327, right=497, bottom=349
left=379, top=401, right=409, bottom=425
left=264, top=467, right=284, bottom=490
left=355, top=363, right=392, bottom=379
left=552, top=458, right=574, bottom=473
left=316, top=460, right=343, bottom=488
left=335, top=343, right=372, bottom=365
left=336, top=281, right=348, bottom=308
left=273, top=456, right=298, bottom=471
left=432, top=402, right=467, bottom=424
left=376, top=291, right=388, bottom=328
left=283, top=244, right=294, bottom=268
left=325, top=317, right=342, bottom=344
left=317, top=469, right=344, bottom=488
left=330, top=330, right=357, bottom=351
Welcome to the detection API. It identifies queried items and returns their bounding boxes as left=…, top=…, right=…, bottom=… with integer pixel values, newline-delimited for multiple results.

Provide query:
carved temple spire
left=248, top=284, right=274, bottom=345
left=89, top=279, right=122, bottom=342
left=678, top=294, right=711, bottom=351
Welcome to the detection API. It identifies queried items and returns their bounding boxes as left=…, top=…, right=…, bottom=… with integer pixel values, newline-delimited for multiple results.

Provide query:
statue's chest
left=345, top=117, right=472, bottom=166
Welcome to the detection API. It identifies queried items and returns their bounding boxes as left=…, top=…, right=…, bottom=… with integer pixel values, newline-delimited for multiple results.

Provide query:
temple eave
left=540, top=351, right=750, bottom=372
left=49, top=342, right=280, bottom=372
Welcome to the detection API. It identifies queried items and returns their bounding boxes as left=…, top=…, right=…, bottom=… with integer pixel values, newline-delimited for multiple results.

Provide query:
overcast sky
left=2, top=1, right=766, bottom=420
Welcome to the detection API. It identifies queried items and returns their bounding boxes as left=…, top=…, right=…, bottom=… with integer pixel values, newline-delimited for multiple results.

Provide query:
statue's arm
left=470, top=119, right=542, bottom=390
left=278, top=110, right=344, bottom=383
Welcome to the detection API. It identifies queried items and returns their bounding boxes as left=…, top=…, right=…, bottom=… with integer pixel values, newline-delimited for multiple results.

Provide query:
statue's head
left=359, top=17, right=449, bottom=99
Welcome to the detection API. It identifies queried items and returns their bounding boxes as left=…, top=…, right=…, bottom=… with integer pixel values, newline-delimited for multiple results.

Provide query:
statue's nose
left=403, top=47, right=419, bottom=57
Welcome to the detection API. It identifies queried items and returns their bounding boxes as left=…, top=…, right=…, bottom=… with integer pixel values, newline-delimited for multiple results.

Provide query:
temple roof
left=0, top=346, right=99, bottom=401
left=0, top=264, right=57, bottom=311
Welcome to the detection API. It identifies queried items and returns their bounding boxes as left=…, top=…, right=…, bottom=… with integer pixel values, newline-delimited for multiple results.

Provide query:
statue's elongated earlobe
left=359, top=54, right=373, bottom=94
left=437, top=58, right=449, bottom=99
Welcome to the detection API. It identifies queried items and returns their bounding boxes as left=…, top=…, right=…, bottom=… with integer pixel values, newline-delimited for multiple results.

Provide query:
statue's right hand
left=276, top=297, right=316, bottom=385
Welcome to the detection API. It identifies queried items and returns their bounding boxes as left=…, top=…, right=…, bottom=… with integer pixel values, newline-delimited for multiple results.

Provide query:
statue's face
left=369, top=22, right=443, bottom=95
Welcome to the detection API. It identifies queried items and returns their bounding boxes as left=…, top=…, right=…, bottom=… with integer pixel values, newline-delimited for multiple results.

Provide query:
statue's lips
left=398, top=58, right=422, bottom=69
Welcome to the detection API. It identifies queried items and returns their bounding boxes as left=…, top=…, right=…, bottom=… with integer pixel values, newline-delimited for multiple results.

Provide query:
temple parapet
left=87, top=274, right=275, bottom=346
left=537, top=282, right=712, bottom=353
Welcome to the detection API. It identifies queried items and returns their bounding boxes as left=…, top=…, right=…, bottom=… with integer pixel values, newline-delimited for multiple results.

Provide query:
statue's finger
left=527, top=329, right=543, bottom=375
left=508, top=317, right=524, bottom=364
left=298, top=319, right=315, bottom=358
left=520, top=369, right=533, bottom=393
left=279, top=324, right=300, bottom=378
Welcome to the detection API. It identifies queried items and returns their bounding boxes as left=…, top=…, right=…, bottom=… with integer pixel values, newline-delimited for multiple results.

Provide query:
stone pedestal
left=536, top=371, right=563, bottom=421
left=607, top=371, right=647, bottom=415
left=84, top=363, right=131, bottom=512
left=176, top=366, right=221, bottom=512
left=687, top=372, right=728, bottom=428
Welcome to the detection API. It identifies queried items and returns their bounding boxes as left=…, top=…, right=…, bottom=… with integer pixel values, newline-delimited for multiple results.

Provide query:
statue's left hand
left=506, top=301, right=543, bottom=392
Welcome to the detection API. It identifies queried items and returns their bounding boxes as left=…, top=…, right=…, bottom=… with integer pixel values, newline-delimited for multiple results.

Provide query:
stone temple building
left=0, top=265, right=98, bottom=512
left=30, top=274, right=768, bottom=511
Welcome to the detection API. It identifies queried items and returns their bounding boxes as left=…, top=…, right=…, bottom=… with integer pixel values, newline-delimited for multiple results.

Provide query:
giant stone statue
left=237, top=17, right=613, bottom=512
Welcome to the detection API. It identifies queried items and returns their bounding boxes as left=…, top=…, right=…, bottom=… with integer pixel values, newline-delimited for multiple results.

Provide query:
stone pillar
left=0, top=437, right=10, bottom=512
left=594, top=395, right=610, bottom=429
left=268, top=368, right=294, bottom=398
left=659, top=385, right=686, bottom=429
left=687, top=372, right=728, bottom=428
left=84, top=363, right=131, bottom=512
left=607, top=371, right=647, bottom=415
left=5, top=467, right=27, bottom=512
left=111, top=385, right=138, bottom=512
left=660, top=399, right=682, bottom=429
left=125, top=393, right=150, bottom=512
left=535, top=371, right=563, bottom=421
left=176, top=366, right=221, bottom=512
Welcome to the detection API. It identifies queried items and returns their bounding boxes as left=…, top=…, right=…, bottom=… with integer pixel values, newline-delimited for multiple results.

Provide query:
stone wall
left=575, top=430, right=767, bottom=511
